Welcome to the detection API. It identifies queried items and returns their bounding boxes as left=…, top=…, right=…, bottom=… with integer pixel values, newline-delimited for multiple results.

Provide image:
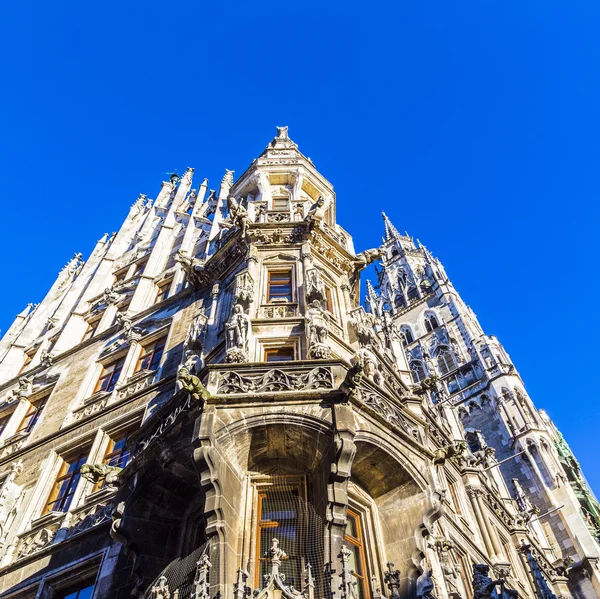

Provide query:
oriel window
left=94, top=357, right=125, bottom=394
left=44, top=451, right=88, bottom=514
left=344, top=510, right=369, bottom=599
left=135, top=337, right=166, bottom=372
left=267, top=270, right=292, bottom=302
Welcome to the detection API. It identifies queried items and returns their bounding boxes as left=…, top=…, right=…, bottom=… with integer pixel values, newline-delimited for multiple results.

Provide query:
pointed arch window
left=410, top=361, right=426, bottom=383
left=436, top=346, right=458, bottom=376
left=399, top=326, right=414, bottom=346
left=424, top=313, right=439, bottom=333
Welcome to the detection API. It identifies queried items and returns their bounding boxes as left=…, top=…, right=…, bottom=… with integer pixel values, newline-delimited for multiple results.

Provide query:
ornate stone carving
left=149, top=576, right=171, bottom=599
left=384, top=562, right=401, bottom=599
left=184, top=309, right=208, bottom=353
left=472, top=564, right=518, bottom=599
left=225, top=303, right=250, bottom=363
left=350, top=309, right=379, bottom=348
left=233, top=271, right=254, bottom=310
left=217, top=366, right=333, bottom=395
left=340, top=545, right=359, bottom=599
left=432, top=442, right=467, bottom=466
left=39, top=350, right=54, bottom=368
left=259, top=304, right=298, bottom=318
left=305, top=269, right=326, bottom=305
left=65, top=500, right=115, bottom=540
left=340, top=360, right=364, bottom=402
left=227, top=195, right=250, bottom=239
left=81, top=463, right=122, bottom=489
left=305, top=196, right=330, bottom=228
left=355, top=247, right=383, bottom=269
left=16, top=527, right=55, bottom=559
left=175, top=250, right=210, bottom=288
left=193, top=550, right=211, bottom=599
left=177, top=368, right=210, bottom=404
left=305, top=300, right=331, bottom=359
left=519, top=542, right=556, bottom=599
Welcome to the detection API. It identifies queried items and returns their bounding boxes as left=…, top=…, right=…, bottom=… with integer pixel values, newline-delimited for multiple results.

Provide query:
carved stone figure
left=16, top=377, right=33, bottom=400
left=80, top=463, right=122, bottom=490
left=305, top=196, right=329, bottom=227
left=472, top=564, right=517, bottom=599
left=184, top=309, right=208, bottom=353
left=149, top=576, right=171, bottom=599
left=177, top=367, right=210, bottom=404
left=225, top=303, right=250, bottom=363
left=227, top=195, right=250, bottom=239
left=355, top=247, right=384, bottom=269
left=432, top=441, right=467, bottom=465
left=175, top=250, right=209, bottom=288
left=305, top=300, right=331, bottom=359
left=340, top=358, right=364, bottom=401
left=356, top=348, right=382, bottom=385
left=181, top=350, right=203, bottom=375
left=305, top=268, right=326, bottom=305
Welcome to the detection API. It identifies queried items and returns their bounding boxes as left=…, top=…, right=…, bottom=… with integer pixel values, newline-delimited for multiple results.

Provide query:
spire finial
left=382, top=212, right=402, bottom=241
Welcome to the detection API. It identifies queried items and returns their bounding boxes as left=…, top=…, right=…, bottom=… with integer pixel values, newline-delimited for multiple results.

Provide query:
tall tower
left=0, top=128, right=591, bottom=599
left=375, top=212, right=600, bottom=597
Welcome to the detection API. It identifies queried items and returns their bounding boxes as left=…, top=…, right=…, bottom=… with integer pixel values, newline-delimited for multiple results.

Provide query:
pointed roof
left=382, top=212, right=402, bottom=241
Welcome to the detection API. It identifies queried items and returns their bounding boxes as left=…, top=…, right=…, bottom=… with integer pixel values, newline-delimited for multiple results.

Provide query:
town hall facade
left=0, top=129, right=597, bottom=599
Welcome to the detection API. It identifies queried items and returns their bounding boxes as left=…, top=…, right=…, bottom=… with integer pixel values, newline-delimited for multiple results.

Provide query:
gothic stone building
left=0, top=128, right=598, bottom=599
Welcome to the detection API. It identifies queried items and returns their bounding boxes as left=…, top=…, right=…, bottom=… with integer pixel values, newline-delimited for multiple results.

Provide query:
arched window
left=436, top=346, right=458, bottom=376
left=424, top=313, right=439, bottom=333
left=399, top=326, right=414, bottom=346
left=410, top=361, right=426, bottom=383
left=398, top=270, right=408, bottom=289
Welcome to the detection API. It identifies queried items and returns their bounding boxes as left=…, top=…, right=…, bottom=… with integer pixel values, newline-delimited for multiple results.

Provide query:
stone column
left=467, top=486, right=496, bottom=557
left=327, top=403, right=357, bottom=599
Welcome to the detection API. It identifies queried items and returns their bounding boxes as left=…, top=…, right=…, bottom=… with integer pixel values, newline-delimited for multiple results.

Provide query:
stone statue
left=175, top=250, right=209, bottom=288
left=305, top=300, right=331, bottom=359
left=225, top=303, right=250, bottom=363
left=472, top=564, right=518, bottom=599
left=340, top=356, right=364, bottom=401
left=16, top=377, right=33, bottom=400
left=227, top=196, right=250, bottom=239
left=81, top=463, right=122, bottom=490
left=305, top=196, right=329, bottom=227
left=305, top=268, right=326, bottom=305
left=356, top=348, right=382, bottom=385
left=177, top=367, right=210, bottom=404
left=184, top=309, right=208, bottom=353
left=181, top=350, right=203, bottom=375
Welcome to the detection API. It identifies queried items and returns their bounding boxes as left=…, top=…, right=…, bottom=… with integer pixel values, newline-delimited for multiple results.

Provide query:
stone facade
left=0, top=128, right=594, bottom=599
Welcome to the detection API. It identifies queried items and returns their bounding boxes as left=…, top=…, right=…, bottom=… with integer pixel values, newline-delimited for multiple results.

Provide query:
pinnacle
left=382, top=212, right=402, bottom=241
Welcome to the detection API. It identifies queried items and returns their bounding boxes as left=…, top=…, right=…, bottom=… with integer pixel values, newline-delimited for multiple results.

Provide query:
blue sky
left=1, top=2, right=599, bottom=490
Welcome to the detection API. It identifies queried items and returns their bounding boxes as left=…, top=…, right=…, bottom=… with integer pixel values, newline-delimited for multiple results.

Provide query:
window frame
left=264, top=346, right=296, bottom=362
left=267, top=269, right=293, bottom=303
left=135, top=336, right=167, bottom=373
left=43, top=450, right=89, bottom=515
left=155, top=279, right=172, bottom=304
left=344, top=508, right=370, bottom=599
left=93, top=356, right=126, bottom=394
left=16, top=392, right=50, bottom=435
left=272, top=196, right=289, bottom=211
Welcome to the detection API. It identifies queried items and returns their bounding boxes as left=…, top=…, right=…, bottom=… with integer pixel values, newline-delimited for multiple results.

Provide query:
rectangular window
left=82, top=320, right=100, bottom=342
left=16, top=394, right=49, bottom=435
left=448, top=480, right=462, bottom=515
left=135, top=337, right=166, bottom=372
left=44, top=451, right=89, bottom=514
left=132, top=259, right=147, bottom=279
left=264, top=347, right=295, bottom=362
left=57, top=582, right=96, bottom=599
left=272, top=197, right=288, bottom=211
left=267, top=270, right=292, bottom=302
left=325, top=286, right=333, bottom=313
left=256, top=485, right=302, bottom=588
left=18, top=348, right=38, bottom=374
left=344, top=510, right=369, bottom=599
left=155, top=281, right=171, bottom=303
left=94, top=357, right=125, bottom=394
left=0, top=413, right=12, bottom=437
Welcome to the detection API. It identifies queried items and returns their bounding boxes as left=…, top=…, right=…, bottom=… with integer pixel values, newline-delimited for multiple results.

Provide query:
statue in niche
left=184, top=309, right=208, bottom=352
left=305, top=268, right=326, bottom=305
left=306, top=300, right=331, bottom=359
left=356, top=348, right=382, bottom=386
left=225, top=303, right=250, bottom=362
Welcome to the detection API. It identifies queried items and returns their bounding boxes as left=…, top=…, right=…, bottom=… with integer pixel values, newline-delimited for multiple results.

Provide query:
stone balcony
left=116, top=369, right=156, bottom=400
left=0, top=431, right=29, bottom=459
left=72, top=390, right=111, bottom=422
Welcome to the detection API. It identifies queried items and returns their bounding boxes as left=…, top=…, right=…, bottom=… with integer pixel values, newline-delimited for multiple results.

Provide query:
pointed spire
left=382, top=212, right=402, bottom=241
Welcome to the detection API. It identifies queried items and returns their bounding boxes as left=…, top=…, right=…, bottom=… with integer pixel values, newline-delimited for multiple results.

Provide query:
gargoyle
left=81, top=463, right=122, bottom=489
left=355, top=247, right=383, bottom=269
left=340, top=357, right=364, bottom=401
left=177, top=367, right=211, bottom=404
left=432, top=441, right=467, bottom=466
